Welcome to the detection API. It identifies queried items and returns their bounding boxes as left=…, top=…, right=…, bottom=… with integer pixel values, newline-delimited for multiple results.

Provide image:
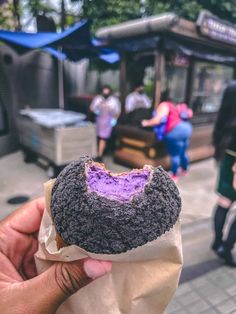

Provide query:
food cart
left=18, top=109, right=96, bottom=177
left=96, top=11, right=236, bottom=168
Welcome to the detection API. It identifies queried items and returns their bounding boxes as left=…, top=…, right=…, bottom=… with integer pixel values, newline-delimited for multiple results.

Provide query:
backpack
left=153, top=103, right=193, bottom=141
left=176, top=103, right=193, bottom=121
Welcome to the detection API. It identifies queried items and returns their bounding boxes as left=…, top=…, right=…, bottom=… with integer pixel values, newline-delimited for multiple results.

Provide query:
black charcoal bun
left=51, top=157, right=181, bottom=254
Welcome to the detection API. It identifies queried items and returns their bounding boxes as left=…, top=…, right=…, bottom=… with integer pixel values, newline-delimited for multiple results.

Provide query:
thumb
left=6, top=259, right=112, bottom=314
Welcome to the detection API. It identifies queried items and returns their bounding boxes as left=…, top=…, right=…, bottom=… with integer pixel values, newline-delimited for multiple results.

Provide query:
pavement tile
left=165, top=299, right=182, bottom=313
left=174, top=284, right=191, bottom=297
left=168, top=310, right=188, bottom=314
left=203, top=289, right=229, bottom=306
left=216, top=299, right=236, bottom=314
left=210, top=275, right=236, bottom=290
left=170, top=266, right=236, bottom=313
left=195, top=283, right=229, bottom=306
left=186, top=299, right=210, bottom=313
left=193, top=282, right=218, bottom=295
left=190, top=276, right=210, bottom=288
left=199, top=309, right=220, bottom=314
left=223, top=268, right=236, bottom=280
left=226, top=284, right=236, bottom=297
left=196, top=287, right=228, bottom=305
left=178, top=291, right=201, bottom=307
left=208, top=268, right=233, bottom=279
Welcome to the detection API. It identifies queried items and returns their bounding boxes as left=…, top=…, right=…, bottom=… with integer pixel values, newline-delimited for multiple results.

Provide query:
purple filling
left=86, top=165, right=151, bottom=202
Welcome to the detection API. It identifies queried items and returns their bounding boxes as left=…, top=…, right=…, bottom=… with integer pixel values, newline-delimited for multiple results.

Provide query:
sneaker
left=213, top=243, right=236, bottom=267
left=212, top=244, right=225, bottom=259
left=171, top=175, right=178, bottom=183
left=94, top=156, right=103, bottom=163
left=167, top=172, right=178, bottom=182
left=179, top=169, right=188, bottom=177
left=211, top=240, right=223, bottom=252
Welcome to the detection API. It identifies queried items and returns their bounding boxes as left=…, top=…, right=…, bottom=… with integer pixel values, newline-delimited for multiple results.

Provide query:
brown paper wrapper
left=35, top=179, right=183, bottom=314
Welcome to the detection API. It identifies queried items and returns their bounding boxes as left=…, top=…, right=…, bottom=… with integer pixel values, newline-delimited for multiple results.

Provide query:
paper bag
left=35, top=179, right=183, bottom=314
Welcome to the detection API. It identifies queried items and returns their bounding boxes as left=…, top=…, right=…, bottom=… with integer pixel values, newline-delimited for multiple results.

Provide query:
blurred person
left=212, top=81, right=236, bottom=267
left=142, top=91, right=193, bottom=181
left=125, top=82, right=151, bottom=114
left=0, top=197, right=112, bottom=313
left=90, top=85, right=121, bottom=162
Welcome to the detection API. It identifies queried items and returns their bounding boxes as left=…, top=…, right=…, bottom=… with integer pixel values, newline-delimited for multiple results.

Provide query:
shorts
left=217, top=153, right=236, bottom=201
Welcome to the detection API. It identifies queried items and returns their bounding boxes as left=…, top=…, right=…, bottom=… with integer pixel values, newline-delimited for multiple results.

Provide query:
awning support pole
left=154, top=50, right=165, bottom=108
left=58, top=47, right=64, bottom=109
left=120, top=53, right=127, bottom=115
left=185, top=59, right=194, bottom=105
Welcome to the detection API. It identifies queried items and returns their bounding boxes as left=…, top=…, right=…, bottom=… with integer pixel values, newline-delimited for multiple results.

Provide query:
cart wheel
left=23, top=149, right=37, bottom=163
left=47, top=165, right=61, bottom=178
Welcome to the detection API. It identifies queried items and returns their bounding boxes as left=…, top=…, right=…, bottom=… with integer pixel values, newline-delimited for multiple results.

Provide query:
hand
left=142, top=120, right=149, bottom=127
left=0, top=197, right=112, bottom=314
left=233, top=162, right=236, bottom=191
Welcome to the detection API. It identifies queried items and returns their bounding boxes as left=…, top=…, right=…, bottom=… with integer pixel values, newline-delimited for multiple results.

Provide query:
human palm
left=0, top=198, right=111, bottom=314
left=0, top=198, right=44, bottom=289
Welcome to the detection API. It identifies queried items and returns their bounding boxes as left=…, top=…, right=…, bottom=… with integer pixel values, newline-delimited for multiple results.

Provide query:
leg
left=98, top=138, right=107, bottom=159
left=213, top=156, right=236, bottom=265
left=180, top=138, right=190, bottom=171
left=165, top=138, right=182, bottom=176
left=220, top=217, right=236, bottom=267
left=225, top=218, right=236, bottom=252
left=170, top=155, right=181, bottom=177
left=212, top=196, right=232, bottom=250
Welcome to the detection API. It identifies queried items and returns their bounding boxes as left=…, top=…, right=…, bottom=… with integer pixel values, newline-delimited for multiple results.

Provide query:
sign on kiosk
left=197, top=10, right=236, bottom=45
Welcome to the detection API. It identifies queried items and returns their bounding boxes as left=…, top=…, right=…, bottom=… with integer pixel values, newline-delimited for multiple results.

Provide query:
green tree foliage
left=0, top=0, right=17, bottom=30
left=25, top=0, right=55, bottom=17
left=145, top=0, right=202, bottom=21
left=198, top=0, right=236, bottom=24
left=145, top=0, right=236, bottom=23
left=75, top=0, right=236, bottom=31
left=1, top=0, right=236, bottom=32
left=79, top=0, right=142, bottom=32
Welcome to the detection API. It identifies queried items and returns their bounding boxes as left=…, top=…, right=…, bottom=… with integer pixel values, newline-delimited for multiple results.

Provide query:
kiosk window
left=127, top=54, right=155, bottom=99
left=164, top=65, right=188, bottom=103
left=190, top=62, right=233, bottom=113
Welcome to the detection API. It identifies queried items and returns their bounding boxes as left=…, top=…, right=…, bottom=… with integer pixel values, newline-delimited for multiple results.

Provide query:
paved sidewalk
left=166, top=266, right=236, bottom=314
left=2, top=151, right=236, bottom=314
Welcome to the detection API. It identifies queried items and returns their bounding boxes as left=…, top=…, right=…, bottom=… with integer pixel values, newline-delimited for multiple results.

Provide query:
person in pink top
left=142, top=91, right=193, bottom=181
left=90, top=85, right=121, bottom=162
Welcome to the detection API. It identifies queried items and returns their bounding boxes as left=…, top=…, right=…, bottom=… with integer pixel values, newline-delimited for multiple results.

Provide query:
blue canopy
left=99, top=51, right=120, bottom=63
left=0, top=21, right=90, bottom=50
left=0, top=21, right=120, bottom=63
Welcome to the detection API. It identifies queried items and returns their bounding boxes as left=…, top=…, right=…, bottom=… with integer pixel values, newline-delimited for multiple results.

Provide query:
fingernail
left=84, top=259, right=112, bottom=279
